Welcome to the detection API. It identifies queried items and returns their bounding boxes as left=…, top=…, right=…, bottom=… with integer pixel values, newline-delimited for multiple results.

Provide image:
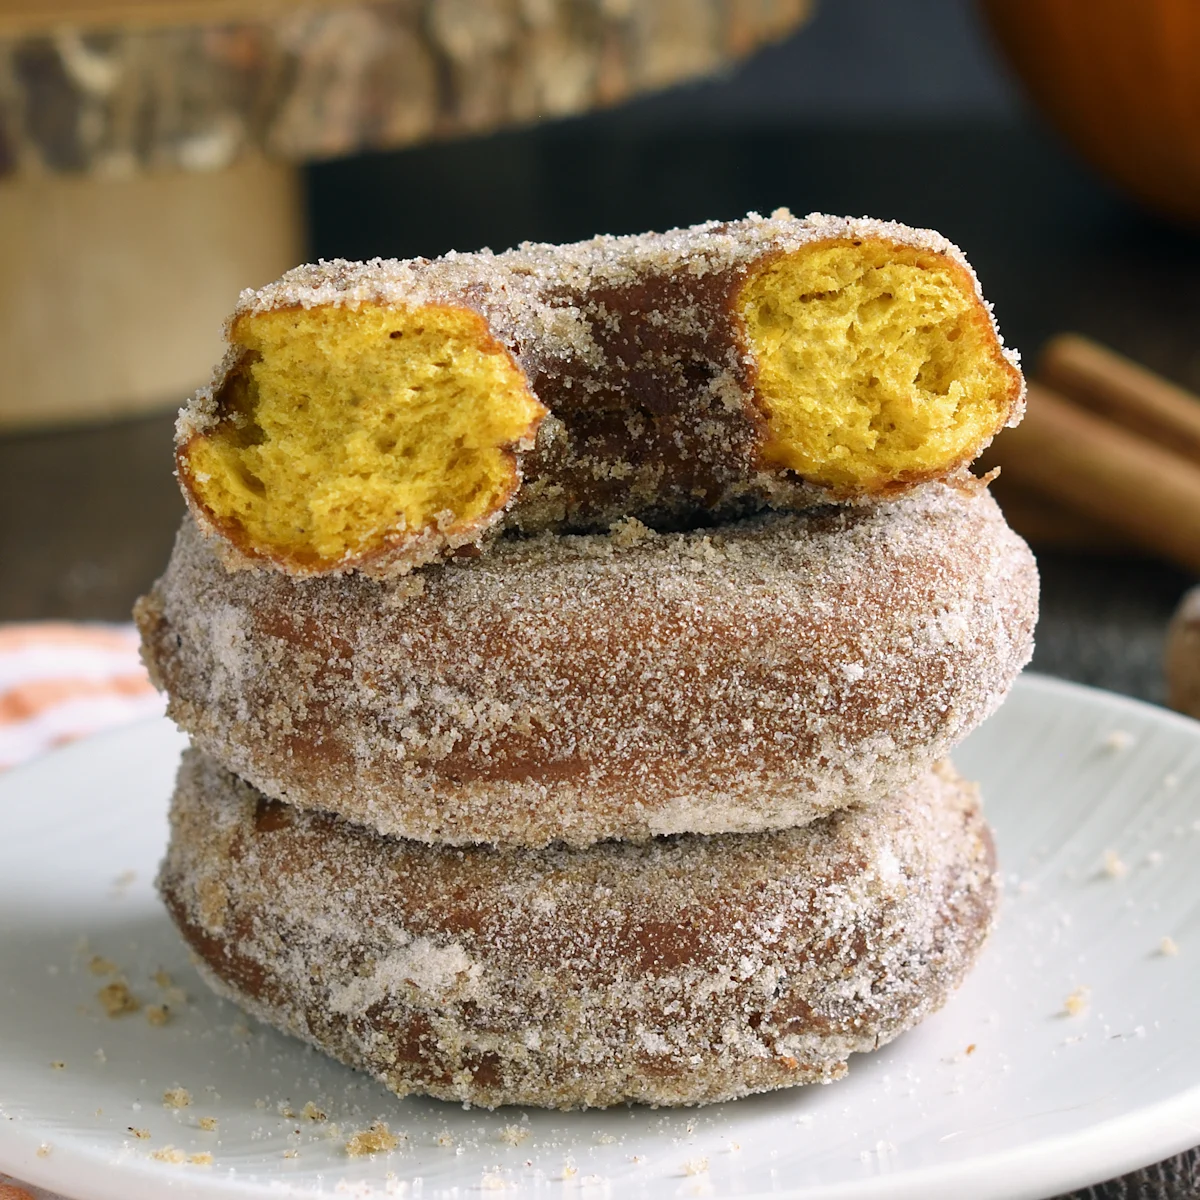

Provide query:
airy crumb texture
left=345, top=1122, right=400, bottom=1156
left=175, top=211, right=1022, bottom=579
left=97, top=981, right=140, bottom=1017
left=739, top=240, right=1015, bottom=492
left=158, top=752, right=998, bottom=1110
left=162, top=1087, right=191, bottom=1109
left=137, top=482, right=1037, bottom=848
left=185, top=304, right=545, bottom=574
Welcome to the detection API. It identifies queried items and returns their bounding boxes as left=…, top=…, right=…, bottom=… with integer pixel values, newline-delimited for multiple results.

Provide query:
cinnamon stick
left=1039, top=334, right=1200, bottom=465
left=994, top=381, right=1200, bottom=574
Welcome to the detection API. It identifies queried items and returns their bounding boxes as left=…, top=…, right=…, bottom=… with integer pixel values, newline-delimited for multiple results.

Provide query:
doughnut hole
left=183, top=302, right=546, bottom=570
left=738, top=238, right=1018, bottom=494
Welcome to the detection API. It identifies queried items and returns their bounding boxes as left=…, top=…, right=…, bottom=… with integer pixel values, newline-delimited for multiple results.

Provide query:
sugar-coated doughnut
left=136, top=481, right=1037, bottom=848
left=159, top=751, right=998, bottom=1110
left=1166, top=585, right=1200, bottom=718
left=175, top=211, right=1024, bottom=578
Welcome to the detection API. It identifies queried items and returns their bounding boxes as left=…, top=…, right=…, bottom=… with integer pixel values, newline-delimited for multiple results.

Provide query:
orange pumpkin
left=981, top=0, right=1200, bottom=224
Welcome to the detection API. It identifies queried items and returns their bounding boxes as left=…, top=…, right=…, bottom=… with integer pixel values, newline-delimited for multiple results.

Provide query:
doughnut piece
left=1166, top=585, right=1200, bottom=719
left=158, top=751, right=999, bottom=1110
left=176, top=211, right=1024, bottom=578
left=136, top=481, right=1038, bottom=848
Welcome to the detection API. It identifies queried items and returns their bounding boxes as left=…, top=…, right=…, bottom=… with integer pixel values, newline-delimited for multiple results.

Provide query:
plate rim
left=2, top=671, right=1199, bottom=1200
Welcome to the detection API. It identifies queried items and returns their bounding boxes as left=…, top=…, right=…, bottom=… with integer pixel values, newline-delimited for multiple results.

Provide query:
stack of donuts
left=137, top=211, right=1039, bottom=1110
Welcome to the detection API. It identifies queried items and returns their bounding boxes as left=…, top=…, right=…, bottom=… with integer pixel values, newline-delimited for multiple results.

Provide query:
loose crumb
left=1103, top=729, right=1134, bottom=752
left=146, top=1004, right=170, bottom=1026
left=97, top=981, right=140, bottom=1017
left=480, top=1174, right=508, bottom=1191
left=345, top=1121, right=399, bottom=1156
left=301, top=1101, right=327, bottom=1122
left=1103, top=850, right=1128, bottom=880
left=965, top=1043, right=977, bottom=1055
left=609, top=516, right=655, bottom=548
left=498, top=1125, right=529, bottom=1146
left=435, top=1131, right=454, bottom=1147
left=128, top=1127, right=151, bottom=1140
left=561, top=1163, right=577, bottom=1180
left=50, top=1061, right=65, bottom=1071
left=1160, top=936, right=1179, bottom=957
left=283, top=1148, right=299, bottom=1159
left=163, top=1087, right=192, bottom=1109
left=36, top=1143, right=52, bottom=1158
left=683, top=1157, right=709, bottom=1176
left=198, top=1116, right=218, bottom=1132
left=88, top=956, right=119, bottom=976
left=189, top=1153, right=213, bottom=1166
left=150, top=1146, right=186, bottom=1164
left=1063, top=986, right=1091, bottom=1017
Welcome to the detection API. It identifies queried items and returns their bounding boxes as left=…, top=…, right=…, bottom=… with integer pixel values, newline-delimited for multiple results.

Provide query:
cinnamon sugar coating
left=176, top=211, right=1024, bottom=578
left=136, top=482, right=1038, bottom=848
left=159, top=751, right=999, bottom=1110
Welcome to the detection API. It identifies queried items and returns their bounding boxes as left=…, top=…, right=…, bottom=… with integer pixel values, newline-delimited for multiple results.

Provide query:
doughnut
left=158, top=751, right=999, bottom=1110
left=1166, top=585, right=1200, bottom=718
left=175, top=210, right=1024, bottom=578
left=136, top=480, right=1038, bottom=848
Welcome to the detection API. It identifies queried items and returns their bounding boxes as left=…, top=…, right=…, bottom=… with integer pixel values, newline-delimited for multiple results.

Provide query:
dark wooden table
left=2, top=118, right=1198, bottom=1198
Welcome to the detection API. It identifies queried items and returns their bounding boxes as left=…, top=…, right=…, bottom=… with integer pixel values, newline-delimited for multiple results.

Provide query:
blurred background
left=2, top=0, right=1199, bottom=706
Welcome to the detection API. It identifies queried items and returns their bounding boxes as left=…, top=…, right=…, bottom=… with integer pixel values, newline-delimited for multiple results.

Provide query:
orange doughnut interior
left=738, top=238, right=1019, bottom=494
left=183, top=303, right=546, bottom=570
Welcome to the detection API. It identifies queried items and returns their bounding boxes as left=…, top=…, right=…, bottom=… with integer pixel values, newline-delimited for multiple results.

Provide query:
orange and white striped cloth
left=0, top=623, right=165, bottom=771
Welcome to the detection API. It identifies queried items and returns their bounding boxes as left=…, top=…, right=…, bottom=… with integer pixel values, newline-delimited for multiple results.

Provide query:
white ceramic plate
left=1, top=673, right=1199, bottom=1200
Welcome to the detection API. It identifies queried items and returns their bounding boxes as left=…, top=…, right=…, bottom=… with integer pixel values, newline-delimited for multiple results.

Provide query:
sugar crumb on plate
left=1063, top=986, right=1091, bottom=1017
left=97, top=981, right=140, bottom=1017
left=345, top=1121, right=399, bottom=1156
